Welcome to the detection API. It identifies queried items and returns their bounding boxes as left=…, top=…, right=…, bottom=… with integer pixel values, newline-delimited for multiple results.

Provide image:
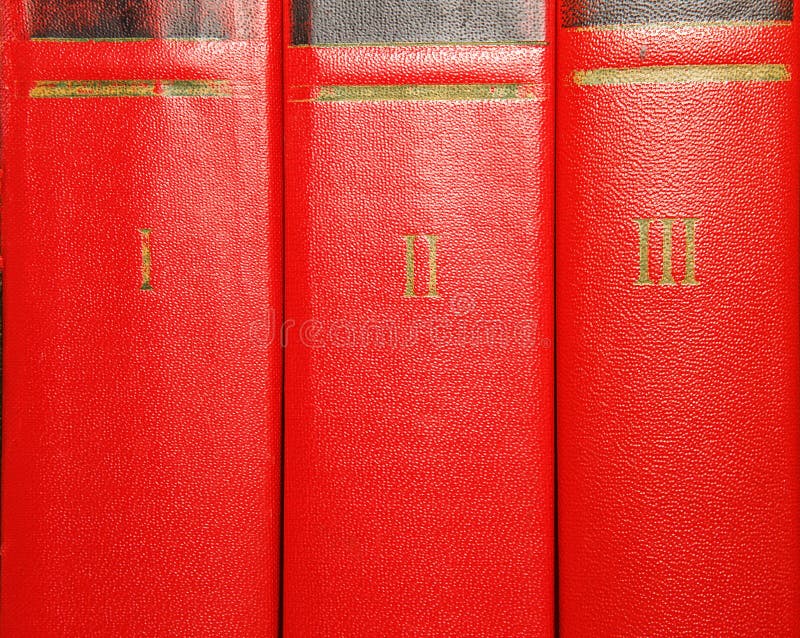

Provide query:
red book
left=557, top=1, right=800, bottom=634
left=283, top=1, right=554, bottom=635
left=1, top=2, right=282, bottom=634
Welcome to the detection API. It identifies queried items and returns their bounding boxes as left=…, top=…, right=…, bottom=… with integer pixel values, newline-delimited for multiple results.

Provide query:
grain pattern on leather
left=557, top=2, right=800, bottom=635
left=283, top=1, right=555, bottom=635
left=0, top=1, right=282, bottom=635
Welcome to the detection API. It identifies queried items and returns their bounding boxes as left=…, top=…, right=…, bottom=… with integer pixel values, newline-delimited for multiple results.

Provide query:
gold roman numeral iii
left=140, top=228, right=153, bottom=291
left=404, top=234, right=439, bottom=298
left=635, top=218, right=698, bottom=286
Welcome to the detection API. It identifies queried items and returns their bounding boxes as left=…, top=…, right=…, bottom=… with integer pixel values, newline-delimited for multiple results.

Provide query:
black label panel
left=563, top=0, right=793, bottom=28
left=29, top=0, right=250, bottom=39
left=292, top=0, right=546, bottom=45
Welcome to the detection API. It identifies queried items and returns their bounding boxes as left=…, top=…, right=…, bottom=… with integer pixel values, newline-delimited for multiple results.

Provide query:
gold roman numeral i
left=635, top=218, right=698, bottom=286
left=139, top=228, right=153, bottom=291
left=404, top=234, right=439, bottom=298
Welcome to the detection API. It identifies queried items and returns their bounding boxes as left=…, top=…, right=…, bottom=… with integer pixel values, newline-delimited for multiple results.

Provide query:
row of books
left=1, top=0, right=797, bottom=635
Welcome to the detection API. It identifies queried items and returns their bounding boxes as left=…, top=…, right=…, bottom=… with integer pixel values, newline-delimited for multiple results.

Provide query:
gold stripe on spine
left=161, top=80, right=233, bottom=97
left=569, top=20, right=791, bottom=32
left=30, top=80, right=234, bottom=98
left=289, top=40, right=547, bottom=48
left=31, top=80, right=156, bottom=97
left=294, top=83, right=546, bottom=103
left=574, top=64, right=790, bottom=86
left=30, top=37, right=229, bottom=42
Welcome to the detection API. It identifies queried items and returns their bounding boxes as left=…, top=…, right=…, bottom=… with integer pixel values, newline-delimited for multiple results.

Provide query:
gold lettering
left=634, top=218, right=699, bottom=286
left=635, top=218, right=653, bottom=285
left=404, top=234, right=439, bottom=298
left=140, top=229, right=153, bottom=291
left=659, top=218, right=676, bottom=286
left=683, top=218, right=699, bottom=286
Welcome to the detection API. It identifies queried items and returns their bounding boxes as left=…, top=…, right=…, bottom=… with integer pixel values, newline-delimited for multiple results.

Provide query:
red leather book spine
left=283, top=2, right=554, bottom=635
left=1, top=2, right=282, bottom=635
left=557, top=2, right=800, bottom=635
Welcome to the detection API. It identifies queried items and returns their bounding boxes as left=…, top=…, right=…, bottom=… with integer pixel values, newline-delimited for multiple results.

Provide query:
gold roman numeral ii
left=404, top=234, right=439, bottom=298
left=635, top=218, right=698, bottom=286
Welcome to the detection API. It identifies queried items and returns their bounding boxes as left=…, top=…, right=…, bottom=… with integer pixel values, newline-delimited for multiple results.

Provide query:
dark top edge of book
left=291, top=0, right=546, bottom=46
left=563, top=0, right=793, bottom=28
left=28, top=0, right=254, bottom=39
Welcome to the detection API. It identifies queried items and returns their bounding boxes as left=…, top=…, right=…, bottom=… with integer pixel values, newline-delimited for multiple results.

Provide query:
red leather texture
left=557, top=6, right=800, bottom=637
left=0, top=2, right=283, bottom=635
left=282, top=4, right=555, bottom=636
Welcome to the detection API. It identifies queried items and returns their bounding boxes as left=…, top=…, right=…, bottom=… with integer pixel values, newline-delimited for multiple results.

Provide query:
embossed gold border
left=289, top=40, right=548, bottom=48
left=30, top=37, right=229, bottom=42
left=291, top=83, right=546, bottom=102
left=567, top=19, right=791, bottom=32
left=29, top=79, right=235, bottom=98
left=574, top=64, right=790, bottom=86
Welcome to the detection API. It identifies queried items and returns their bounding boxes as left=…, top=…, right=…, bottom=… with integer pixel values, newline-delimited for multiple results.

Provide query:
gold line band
left=568, top=19, right=791, bottom=32
left=31, top=37, right=228, bottom=42
left=574, top=63, right=790, bottom=86
left=30, top=79, right=235, bottom=98
left=289, top=40, right=547, bottom=48
left=293, top=83, right=545, bottom=103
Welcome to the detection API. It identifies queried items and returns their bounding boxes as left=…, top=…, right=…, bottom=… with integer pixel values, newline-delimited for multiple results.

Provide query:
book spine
left=0, top=2, right=282, bottom=635
left=283, top=1, right=554, bottom=635
left=557, top=1, right=800, bottom=634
